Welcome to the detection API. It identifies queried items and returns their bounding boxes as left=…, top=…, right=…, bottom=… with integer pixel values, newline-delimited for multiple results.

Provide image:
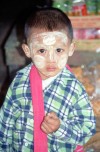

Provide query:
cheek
left=57, top=55, right=68, bottom=69
left=33, top=55, right=46, bottom=69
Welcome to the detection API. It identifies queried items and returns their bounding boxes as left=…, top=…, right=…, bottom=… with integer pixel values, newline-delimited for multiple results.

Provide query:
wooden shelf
left=66, top=15, right=100, bottom=51
left=68, top=15, right=100, bottom=28
left=75, top=39, right=100, bottom=51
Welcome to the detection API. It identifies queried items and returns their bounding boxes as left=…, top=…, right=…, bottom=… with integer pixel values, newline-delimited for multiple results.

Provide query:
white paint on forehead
left=31, top=31, right=68, bottom=45
left=43, top=34, right=56, bottom=45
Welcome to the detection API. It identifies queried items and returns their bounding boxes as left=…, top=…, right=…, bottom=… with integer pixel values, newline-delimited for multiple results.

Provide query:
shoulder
left=16, top=63, right=33, bottom=78
left=60, top=67, right=87, bottom=95
left=4, top=63, right=33, bottom=105
left=11, top=63, right=33, bottom=89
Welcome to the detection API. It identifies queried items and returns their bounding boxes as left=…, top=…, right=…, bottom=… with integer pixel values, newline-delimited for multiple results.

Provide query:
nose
left=48, top=49, right=56, bottom=62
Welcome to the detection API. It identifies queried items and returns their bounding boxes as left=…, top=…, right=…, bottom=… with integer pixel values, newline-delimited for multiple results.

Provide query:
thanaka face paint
left=43, top=34, right=56, bottom=45
left=33, top=55, right=45, bottom=69
left=58, top=55, right=68, bottom=69
left=28, top=31, right=71, bottom=79
left=29, top=31, right=68, bottom=51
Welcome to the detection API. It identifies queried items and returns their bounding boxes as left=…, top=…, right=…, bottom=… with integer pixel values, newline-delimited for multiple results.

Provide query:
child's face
left=22, top=30, right=75, bottom=79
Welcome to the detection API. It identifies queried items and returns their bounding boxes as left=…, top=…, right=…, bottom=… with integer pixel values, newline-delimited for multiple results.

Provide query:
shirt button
left=25, top=142, right=29, bottom=147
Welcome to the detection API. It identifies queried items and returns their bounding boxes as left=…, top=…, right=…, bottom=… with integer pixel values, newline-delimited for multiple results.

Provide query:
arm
left=52, top=92, right=96, bottom=145
left=0, top=85, right=20, bottom=151
left=41, top=92, right=96, bottom=145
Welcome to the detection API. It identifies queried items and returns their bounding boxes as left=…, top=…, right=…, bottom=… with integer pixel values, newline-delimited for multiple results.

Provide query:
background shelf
left=75, top=39, right=100, bottom=52
left=69, top=15, right=100, bottom=28
left=67, top=15, right=100, bottom=51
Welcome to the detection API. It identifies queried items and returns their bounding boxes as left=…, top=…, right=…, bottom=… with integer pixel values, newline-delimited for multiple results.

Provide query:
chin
left=46, top=72, right=59, bottom=77
left=39, top=69, right=61, bottom=79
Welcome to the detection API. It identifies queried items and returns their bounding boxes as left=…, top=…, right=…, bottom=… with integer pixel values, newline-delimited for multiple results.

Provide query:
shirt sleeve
left=0, top=83, right=20, bottom=151
left=53, top=92, right=96, bottom=145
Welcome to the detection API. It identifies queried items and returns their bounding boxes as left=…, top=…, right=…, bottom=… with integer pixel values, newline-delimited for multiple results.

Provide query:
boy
left=0, top=7, right=96, bottom=151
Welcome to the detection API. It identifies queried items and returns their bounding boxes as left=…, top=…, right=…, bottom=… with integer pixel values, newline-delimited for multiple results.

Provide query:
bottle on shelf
left=97, top=0, right=100, bottom=15
left=85, top=0, right=97, bottom=15
left=52, top=0, right=69, bottom=12
left=72, top=0, right=87, bottom=16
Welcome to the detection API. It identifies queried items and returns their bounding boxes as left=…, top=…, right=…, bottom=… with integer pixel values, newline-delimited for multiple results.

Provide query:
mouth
left=46, top=66, right=56, bottom=71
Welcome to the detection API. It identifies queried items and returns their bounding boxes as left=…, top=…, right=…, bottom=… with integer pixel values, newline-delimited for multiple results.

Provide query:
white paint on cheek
left=29, top=42, right=33, bottom=51
left=43, top=35, right=56, bottom=45
left=58, top=56, right=68, bottom=69
left=29, top=42, right=40, bottom=55
left=33, top=55, right=45, bottom=69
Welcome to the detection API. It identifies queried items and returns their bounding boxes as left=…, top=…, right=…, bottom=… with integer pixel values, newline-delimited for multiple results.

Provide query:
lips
left=46, top=66, right=56, bottom=71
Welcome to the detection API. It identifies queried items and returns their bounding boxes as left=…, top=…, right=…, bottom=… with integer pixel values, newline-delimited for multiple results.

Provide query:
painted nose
left=48, top=50, right=56, bottom=62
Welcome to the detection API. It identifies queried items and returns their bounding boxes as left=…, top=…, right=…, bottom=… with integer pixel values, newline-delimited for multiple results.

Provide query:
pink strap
left=74, top=145, right=84, bottom=152
left=66, top=64, right=72, bottom=72
left=30, top=65, right=48, bottom=152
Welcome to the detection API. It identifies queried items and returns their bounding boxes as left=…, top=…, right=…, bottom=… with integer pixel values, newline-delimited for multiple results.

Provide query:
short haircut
left=24, top=7, right=73, bottom=43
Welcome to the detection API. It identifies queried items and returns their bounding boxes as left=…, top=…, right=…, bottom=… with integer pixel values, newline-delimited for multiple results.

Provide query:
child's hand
left=41, top=111, right=60, bottom=134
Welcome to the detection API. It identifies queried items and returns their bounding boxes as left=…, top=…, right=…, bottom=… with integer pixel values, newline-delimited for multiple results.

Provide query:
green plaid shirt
left=0, top=63, right=96, bottom=152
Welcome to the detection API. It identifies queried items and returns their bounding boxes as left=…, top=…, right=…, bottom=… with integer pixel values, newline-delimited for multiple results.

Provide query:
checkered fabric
left=0, top=63, right=96, bottom=152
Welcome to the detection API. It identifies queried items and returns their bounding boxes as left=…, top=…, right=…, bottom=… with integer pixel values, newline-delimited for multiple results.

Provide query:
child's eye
left=56, top=48, right=64, bottom=53
left=38, top=49, right=46, bottom=54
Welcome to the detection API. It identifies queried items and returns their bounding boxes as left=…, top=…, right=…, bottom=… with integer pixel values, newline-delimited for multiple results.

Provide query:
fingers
left=41, top=121, right=53, bottom=134
left=47, top=112, right=60, bottom=123
left=47, top=111, right=58, bottom=120
left=44, top=112, right=58, bottom=125
left=41, top=111, right=60, bottom=134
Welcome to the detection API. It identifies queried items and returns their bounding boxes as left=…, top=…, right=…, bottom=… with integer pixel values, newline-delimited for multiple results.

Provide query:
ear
left=22, top=43, right=31, bottom=58
left=68, top=42, right=75, bottom=57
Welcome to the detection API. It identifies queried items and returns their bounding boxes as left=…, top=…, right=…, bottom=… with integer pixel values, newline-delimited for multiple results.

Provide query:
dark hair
left=25, top=7, right=73, bottom=43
